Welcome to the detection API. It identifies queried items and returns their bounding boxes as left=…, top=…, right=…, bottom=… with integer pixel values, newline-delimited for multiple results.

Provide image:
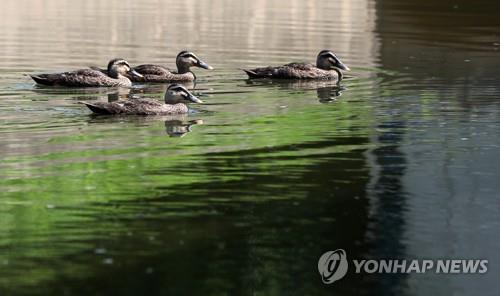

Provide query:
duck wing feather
left=133, top=64, right=196, bottom=82
left=243, top=63, right=336, bottom=79
left=82, top=98, right=188, bottom=115
left=133, top=64, right=172, bottom=76
left=32, top=69, right=128, bottom=87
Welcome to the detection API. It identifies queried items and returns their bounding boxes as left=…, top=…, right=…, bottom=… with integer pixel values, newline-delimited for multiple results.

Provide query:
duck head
left=176, top=51, right=213, bottom=73
left=164, top=84, right=203, bottom=104
left=316, top=50, right=350, bottom=72
left=107, top=58, right=143, bottom=79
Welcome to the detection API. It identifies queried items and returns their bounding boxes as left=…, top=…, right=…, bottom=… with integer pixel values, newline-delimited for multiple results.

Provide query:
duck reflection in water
left=128, top=81, right=196, bottom=97
left=164, top=116, right=204, bottom=137
left=107, top=88, right=133, bottom=102
left=85, top=112, right=203, bottom=138
left=106, top=81, right=197, bottom=102
left=245, top=79, right=345, bottom=102
left=317, top=85, right=345, bottom=103
left=68, top=81, right=197, bottom=103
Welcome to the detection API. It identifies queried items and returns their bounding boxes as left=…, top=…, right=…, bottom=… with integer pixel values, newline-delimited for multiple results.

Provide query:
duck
left=30, top=58, right=143, bottom=87
left=81, top=84, right=203, bottom=115
left=93, top=51, right=213, bottom=82
left=242, top=50, right=350, bottom=81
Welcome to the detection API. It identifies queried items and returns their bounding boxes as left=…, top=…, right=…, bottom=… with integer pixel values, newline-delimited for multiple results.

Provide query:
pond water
left=1, top=0, right=500, bottom=295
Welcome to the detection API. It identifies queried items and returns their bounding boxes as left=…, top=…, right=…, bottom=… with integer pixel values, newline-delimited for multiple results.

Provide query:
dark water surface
left=1, top=0, right=500, bottom=295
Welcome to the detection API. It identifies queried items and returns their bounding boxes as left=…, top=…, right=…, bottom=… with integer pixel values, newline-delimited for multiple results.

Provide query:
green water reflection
left=1, top=0, right=500, bottom=295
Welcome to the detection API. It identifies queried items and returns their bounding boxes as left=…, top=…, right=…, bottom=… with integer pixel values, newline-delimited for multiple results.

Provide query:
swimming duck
left=92, top=51, right=213, bottom=83
left=242, top=50, right=350, bottom=80
left=81, top=84, right=203, bottom=115
left=133, top=51, right=213, bottom=82
left=30, top=58, right=142, bottom=87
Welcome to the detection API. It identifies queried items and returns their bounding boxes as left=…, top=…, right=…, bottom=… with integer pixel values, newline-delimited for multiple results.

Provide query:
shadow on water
left=364, top=121, right=409, bottom=295
left=22, top=135, right=376, bottom=296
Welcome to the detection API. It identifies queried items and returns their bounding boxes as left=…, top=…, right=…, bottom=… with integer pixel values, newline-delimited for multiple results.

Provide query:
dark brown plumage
left=82, top=98, right=189, bottom=115
left=31, top=58, right=142, bottom=87
left=242, top=50, right=350, bottom=81
left=132, top=64, right=196, bottom=82
left=243, top=63, right=338, bottom=79
left=31, top=69, right=131, bottom=87
left=81, top=84, right=203, bottom=115
left=132, top=51, right=213, bottom=82
left=93, top=51, right=213, bottom=83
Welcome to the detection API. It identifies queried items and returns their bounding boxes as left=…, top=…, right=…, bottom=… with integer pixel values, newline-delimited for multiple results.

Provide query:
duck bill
left=196, top=60, right=214, bottom=70
left=128, top=68, right=144, bottom=78
left=186, top=93, right=203, bottom=104
left=336, top=61, right=350, bottom=71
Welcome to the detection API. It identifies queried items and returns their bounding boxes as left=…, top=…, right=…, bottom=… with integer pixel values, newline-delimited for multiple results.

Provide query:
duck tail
left=240, top=68, right=260, bottom=78
left=30, top=74, right=54, bottom=86
left=79, top=102, right=111, bottom=114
